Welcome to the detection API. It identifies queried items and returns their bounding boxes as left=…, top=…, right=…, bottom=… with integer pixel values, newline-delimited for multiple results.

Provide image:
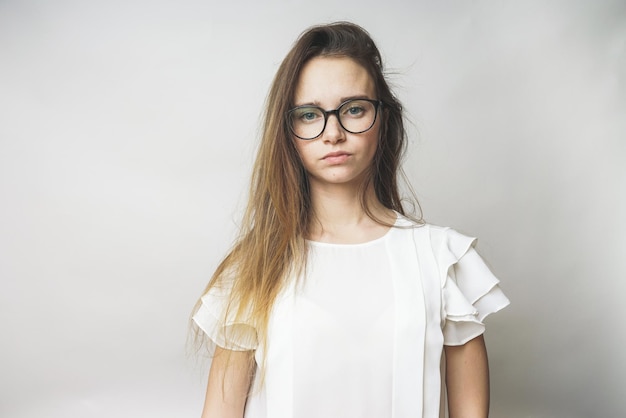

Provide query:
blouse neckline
left=306, top=214, right=402, bottom=248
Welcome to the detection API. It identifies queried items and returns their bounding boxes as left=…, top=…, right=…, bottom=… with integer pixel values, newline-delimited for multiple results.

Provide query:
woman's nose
left=323, top=114, right=346, bottom=144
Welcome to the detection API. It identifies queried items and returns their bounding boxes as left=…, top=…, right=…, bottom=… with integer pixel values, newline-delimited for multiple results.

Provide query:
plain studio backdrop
left=1, top=0, right=624, bottom=417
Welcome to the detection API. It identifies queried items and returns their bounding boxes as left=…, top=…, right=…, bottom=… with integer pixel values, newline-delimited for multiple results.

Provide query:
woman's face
left=291, top=56, right=380, bottom=191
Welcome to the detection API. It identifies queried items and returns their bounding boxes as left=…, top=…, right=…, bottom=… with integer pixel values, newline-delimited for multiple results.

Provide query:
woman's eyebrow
left=293, top=100, right=321, bottom=107
left=294, top=94, right=372, bottom=108
left=339, top=94, right=371, bottom=102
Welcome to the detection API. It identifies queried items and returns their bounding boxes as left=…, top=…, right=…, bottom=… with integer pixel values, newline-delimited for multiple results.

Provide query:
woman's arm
left=201, top=346, right=254, bottom=418
left=444, top=334, right=490, bottom=418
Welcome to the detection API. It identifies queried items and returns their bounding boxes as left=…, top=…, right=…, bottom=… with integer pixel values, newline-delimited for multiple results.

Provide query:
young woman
left=192, top=22, right=509, bottom=418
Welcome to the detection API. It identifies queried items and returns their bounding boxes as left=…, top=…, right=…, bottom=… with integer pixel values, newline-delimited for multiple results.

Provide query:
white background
left=1, top=0, right=624, bottom=417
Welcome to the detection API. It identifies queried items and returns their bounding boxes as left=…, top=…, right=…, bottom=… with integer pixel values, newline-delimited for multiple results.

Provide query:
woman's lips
left=322, top=151, right=351, bottom=164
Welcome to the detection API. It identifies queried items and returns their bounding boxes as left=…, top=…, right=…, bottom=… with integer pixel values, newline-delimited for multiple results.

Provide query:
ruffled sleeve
left=192, top=282, right=258, bottom=351
left=435, top=228, right=510, bottom=346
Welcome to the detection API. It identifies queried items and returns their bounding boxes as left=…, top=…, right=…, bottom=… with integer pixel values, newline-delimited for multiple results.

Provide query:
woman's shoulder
left=394, top=214, right=476, bottom=249
left=394, top=213, right=443, bottom=231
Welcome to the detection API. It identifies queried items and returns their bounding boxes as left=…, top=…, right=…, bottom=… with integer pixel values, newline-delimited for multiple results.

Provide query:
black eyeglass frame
left=287, top=98, right=383, bottom=140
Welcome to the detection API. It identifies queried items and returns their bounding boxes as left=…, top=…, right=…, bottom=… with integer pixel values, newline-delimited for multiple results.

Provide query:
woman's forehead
left=293, top=56, right=375, bottom=108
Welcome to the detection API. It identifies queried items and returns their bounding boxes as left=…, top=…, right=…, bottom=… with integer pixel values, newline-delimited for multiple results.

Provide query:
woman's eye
left=344, top=105, right=365, bottom=117
left=350, top=106, right=364, bottom=114
left=296, top=109, right=321, bottom=122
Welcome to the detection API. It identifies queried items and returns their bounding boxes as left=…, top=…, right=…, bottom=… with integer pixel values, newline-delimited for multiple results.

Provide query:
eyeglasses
left=287, top=98, right=382, bottom=140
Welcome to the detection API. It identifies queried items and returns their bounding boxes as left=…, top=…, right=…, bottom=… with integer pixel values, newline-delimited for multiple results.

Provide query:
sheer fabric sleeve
left=434, top=227, right=510, bottom=346
left=192, top=282, right=258, bottom=351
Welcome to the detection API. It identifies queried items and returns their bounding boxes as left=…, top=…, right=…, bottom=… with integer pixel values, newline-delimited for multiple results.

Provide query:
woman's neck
left=307, top=183, right=396, bottom=244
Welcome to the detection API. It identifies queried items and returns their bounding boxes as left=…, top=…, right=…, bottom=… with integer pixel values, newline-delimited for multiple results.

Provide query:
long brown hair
left=192, top=21, right=417, bottom=364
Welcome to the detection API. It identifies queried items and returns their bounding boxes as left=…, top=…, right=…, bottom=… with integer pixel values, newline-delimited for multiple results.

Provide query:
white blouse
left=193, top=216, right=510, bottom=418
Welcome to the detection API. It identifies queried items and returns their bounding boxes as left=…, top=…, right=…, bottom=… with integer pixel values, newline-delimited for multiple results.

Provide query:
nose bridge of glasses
left=324, top=108, right=345, bottom=130
left=324, top=108, right=340, bottom=121
left=325, top=109, right=348, bottom=137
